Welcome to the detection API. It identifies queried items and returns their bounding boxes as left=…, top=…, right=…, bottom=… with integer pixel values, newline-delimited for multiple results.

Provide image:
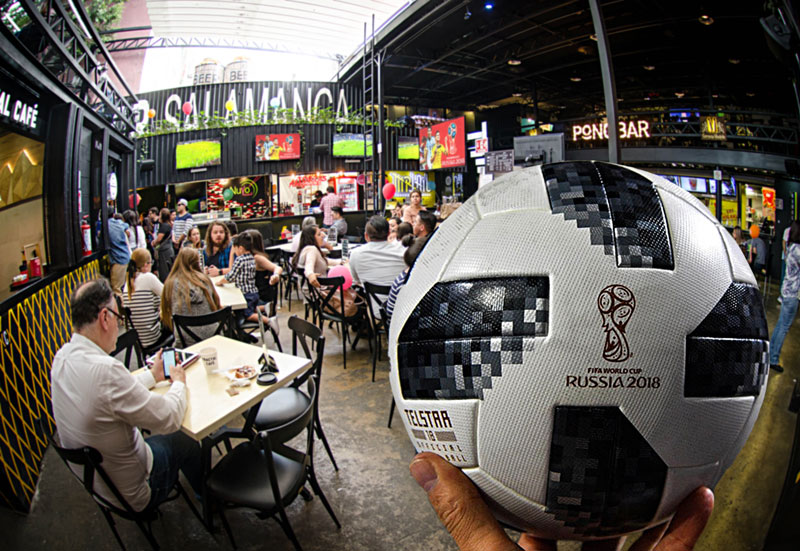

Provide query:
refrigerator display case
left=337, top=177, right=359, bottom=211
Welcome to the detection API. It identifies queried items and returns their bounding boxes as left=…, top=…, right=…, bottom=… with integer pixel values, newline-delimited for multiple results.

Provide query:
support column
left=589, top=0, right=620, bottom=164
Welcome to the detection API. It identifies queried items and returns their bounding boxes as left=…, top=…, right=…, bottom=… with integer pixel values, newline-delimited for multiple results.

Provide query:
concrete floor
left=2, top=285, right=798, bottom=551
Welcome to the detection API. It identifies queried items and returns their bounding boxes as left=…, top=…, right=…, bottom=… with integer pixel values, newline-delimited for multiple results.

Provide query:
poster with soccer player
left=255, top=133, right=301, bottom=161
left=418, top=117, right=466, bottom=170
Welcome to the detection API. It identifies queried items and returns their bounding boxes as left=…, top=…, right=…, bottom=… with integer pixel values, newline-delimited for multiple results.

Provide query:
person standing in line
left=770, top=220, right=800, bottom=373
left=107, top=208, right=131, bottom=297
left=779, top=220, right=797, bottom=303
left=143, top=208, right=157, bottom=256
left=319, top=184, right=344, bottom=228
left=123, top=210, right=147, bottom=251
left=747, top=224, right=767, bottom=274
left=152, top=208, right=174, bottom=281
left=172, top=199, right=193, bottom=251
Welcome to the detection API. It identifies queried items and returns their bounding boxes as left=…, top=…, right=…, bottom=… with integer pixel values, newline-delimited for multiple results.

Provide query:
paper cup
left=200, top=347, right=218, bottom=375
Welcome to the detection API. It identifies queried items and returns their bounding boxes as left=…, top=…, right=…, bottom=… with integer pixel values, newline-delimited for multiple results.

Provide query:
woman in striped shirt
left=122, top=248, right=170, bottom=349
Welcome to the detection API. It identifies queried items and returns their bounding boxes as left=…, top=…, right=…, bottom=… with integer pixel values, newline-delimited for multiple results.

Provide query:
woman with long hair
left=293, top=225, right=341, bottom=288
left=152, top=207, right=174, bottom=281
left=245, top=229, right=282, bottom=315
left=122, top=248, right=170, bottom=348
left=387, top=216, right=402, bottom=242
left=122, top=210, right=146, bottom=251
left=203, top=221, right=234, bottom=277
left=161, top=248, right=222, bottom=346
left=183, top=225, right=205, bottom=270
left=770, top=220, right=800, bottom=373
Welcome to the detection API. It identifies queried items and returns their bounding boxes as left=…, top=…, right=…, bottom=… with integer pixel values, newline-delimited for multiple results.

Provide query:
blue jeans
left=770, top=296, right=799, bottom=365
left=146, top=431, right=203, bottom=508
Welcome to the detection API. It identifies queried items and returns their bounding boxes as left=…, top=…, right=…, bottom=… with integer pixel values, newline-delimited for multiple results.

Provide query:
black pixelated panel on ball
left=689, top=283, right=768, bottom=340
left=684, top=337, right=769, bottom=397
left=546, top=406, right=666, bottom=537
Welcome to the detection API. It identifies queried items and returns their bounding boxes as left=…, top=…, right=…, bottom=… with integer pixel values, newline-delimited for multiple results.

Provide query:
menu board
left=255, top=133, right=301, bottom=161
left=486, top=150, right=515, bottom=173
left=419, top=116, right=466, bottom=170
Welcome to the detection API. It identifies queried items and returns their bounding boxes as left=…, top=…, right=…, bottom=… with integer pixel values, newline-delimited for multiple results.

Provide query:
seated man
left=330, top=206, right=348, bottom=238
left=413, top=210, right=437, bottom=239
left=349, top=215, right=406, bottom=291
left=51, top=278, right=202, bottom=512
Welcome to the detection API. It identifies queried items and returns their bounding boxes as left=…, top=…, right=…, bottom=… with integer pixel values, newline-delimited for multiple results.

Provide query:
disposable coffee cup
left=200, top=348, right=218, bottom=375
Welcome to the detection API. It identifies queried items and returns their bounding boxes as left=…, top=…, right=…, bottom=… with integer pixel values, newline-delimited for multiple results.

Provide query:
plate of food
left=224, top=365, right=258, bottom=381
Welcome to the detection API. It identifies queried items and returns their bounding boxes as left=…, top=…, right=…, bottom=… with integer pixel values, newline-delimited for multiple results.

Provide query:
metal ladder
left=362, top=15, right=385, bottom=214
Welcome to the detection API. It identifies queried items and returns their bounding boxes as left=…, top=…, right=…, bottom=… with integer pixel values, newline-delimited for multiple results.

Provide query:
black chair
left=252, top=315, right=337, bottom=470
left=363, top=282, right=391, bottom=382
left=120, top=301, right=174, bottom=357
left=380, top=303, right=396, bottom=428
left=172, top=306, right=235, bottom=347
left=280, top=249, right=301, bottom=310
left=206, top=376, right=340, bottom=550
left=295, top=266, right=315, bottom=323
left=38, top=418, right=202, bottom=550
left=239, top=271, right=283, bottom=352
left=309, top=275, right=366, bottom=370
left=112, top=329, right=144, bottom=371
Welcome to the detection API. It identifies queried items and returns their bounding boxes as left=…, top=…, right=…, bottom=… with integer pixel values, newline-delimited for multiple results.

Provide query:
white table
left=210, top=275, right=247, bottom=311
left=145, top=335, right=312, bottom=524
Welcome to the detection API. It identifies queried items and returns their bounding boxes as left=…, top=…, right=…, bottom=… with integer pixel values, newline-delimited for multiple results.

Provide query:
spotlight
left=699, top=14, right=714, bottom=25
left=464, top=7, right=471, bottom=20
left=643, top=65, right=655, bottom=71
left=507, top=59, right=521, bottom=66
left=570, top=76, right=582, bottom=82
left=485, top=2, right=494, bottom=9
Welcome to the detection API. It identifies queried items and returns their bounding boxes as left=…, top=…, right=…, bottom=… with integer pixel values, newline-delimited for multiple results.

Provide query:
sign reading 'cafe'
left=0, top=82, right=41, bottom=135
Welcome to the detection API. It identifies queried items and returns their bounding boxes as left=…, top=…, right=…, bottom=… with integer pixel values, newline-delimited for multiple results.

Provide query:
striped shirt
left=122, top=272, right=164, bottom=347
left=227, top=253, right=258, bottom=295
left=385, top=269, right=408, bottom=322
left=172, top=213, right=193, bottom=244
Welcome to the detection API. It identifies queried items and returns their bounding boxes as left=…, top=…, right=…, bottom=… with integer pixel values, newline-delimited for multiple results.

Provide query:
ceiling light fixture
left=570, top=76, right=582, bottom=82
left=507, top=59, right=521, bottom=66
left=512, top=92, right=523, bottom=97
left=675, top=92, right=685, bottom=98
left=464, top=6, right=471, bottom=20
left=746, top=92, right=756, bottom=97
left=589, top=34, right=598, bottom=41
left=643, top=65, right=655, bottom=71
left=484, top=2, right=494, bottom=10
left=728, top=58, right=740, bottom=64
left=699, top=14, right=714, bottom=25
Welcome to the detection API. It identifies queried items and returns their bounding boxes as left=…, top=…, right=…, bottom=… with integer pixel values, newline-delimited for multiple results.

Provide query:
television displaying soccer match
left=332, top=133, right=373, bottom=157
left=418, top=116, right=465, bottom=170
left=255, top=133, right=301, bottom=161
left=175, top=139, right=221, bottom=170
left=398, top=136, right=419, bottom=160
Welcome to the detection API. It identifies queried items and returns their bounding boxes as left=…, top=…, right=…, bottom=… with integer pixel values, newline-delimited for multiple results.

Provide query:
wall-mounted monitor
left=332, top=133, right=373, bottom=157
left=680, top=176, right=707, bottom=194
left=255, top=133, right=301, bottom=161
left=419, top=116, right=466, bottom=170
left=175, top=139, right=221, bottom=170
left=721, top=180, right=736, bottom=197
left=398, top=136, right=419, bottom=160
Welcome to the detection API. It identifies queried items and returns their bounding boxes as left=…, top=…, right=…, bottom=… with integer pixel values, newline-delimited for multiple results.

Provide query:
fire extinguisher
left=81, top=215, right=92, bottom=256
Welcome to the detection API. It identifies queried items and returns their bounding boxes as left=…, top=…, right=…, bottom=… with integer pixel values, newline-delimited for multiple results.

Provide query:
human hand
left=216, top=278, right=226, bottom=287
left=409, top=452, right=714, bottom=551
left=207, top=265, right=219, bottom=277
left=269, top=274, right=280, bottom=285
left=170, top=362, right=186, bottom=384
left=150, top=349, right=165, bottom=383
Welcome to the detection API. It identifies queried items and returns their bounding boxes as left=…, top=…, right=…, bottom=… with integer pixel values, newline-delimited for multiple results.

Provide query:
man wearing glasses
left=51, top=278, right=203, bottom=511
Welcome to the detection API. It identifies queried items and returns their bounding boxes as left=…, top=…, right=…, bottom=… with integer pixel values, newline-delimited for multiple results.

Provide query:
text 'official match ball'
left=389, top=161, right=768, bottom=540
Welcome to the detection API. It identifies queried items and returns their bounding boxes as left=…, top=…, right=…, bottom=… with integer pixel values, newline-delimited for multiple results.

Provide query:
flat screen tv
left=680, top=176, right=707, bottom=194
left=333, top=133, right=373, bottom=157
left=419, top=116, right=466, bottom=170
left=175, top=139, right=221, bottom=170
left=721, top=180, right=736, bottom=197
left=398, top=136, right=419, bottom=160
left=255, top=133, right=301, bottom=161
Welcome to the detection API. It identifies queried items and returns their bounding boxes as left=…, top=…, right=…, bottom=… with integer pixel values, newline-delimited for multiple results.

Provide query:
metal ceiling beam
left=589, top=0, right=620, bottom=163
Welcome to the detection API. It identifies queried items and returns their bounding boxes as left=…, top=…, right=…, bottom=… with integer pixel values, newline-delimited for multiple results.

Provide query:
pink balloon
left=182, top=101, right=192, bottom=115
left=382, top=183, right=396, bottom=200
left=328, top=265, right=353, bottom=290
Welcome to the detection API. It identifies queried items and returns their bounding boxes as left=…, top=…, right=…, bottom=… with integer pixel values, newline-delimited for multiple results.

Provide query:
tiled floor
left=2, top=286, right=798, bottom=551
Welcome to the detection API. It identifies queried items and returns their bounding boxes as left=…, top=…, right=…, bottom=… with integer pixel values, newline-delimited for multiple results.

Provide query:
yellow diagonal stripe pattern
left=0, top=260, right=99, bottom=512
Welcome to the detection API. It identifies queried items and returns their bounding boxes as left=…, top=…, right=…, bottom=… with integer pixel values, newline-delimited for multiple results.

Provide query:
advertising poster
left=255, top=133, right=301, bottom=160
left=207, top=175, right=268, bottom=218
left=386, top=171, right=435, bottom=208
left=419, top=116, right=466, bottom=170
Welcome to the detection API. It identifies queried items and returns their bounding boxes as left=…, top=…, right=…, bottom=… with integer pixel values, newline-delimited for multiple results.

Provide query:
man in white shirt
left=51, top=278, right=202, bottom=512
left=349, top=215, right=406, bottom=289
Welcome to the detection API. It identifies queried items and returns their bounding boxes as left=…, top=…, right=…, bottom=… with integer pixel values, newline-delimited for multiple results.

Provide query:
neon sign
left=572, top=120, right=651, bottom=141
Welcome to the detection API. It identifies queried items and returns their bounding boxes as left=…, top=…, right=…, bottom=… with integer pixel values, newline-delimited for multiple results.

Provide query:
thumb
left=410, top=452, right=519, bottom=551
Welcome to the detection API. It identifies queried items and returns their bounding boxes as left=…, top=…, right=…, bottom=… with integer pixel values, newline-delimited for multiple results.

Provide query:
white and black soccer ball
left=388, top=161, right=768, bottom=540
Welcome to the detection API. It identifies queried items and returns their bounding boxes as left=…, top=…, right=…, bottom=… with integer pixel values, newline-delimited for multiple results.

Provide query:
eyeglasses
left=105, top=306, right=125, bottom=322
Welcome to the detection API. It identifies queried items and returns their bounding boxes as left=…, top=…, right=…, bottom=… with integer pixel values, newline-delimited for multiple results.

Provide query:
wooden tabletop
left=210, top=275, right=247, bottom=310
left=147, top=335, right=312, bottom=440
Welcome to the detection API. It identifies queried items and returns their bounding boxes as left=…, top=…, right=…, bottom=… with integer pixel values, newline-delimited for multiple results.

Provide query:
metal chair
left=251, top=315, right=337, bottom=470
left=206, top=376, right=340, bottom=550
left=38, top=418, right=203, bottom=551
left=309, top=275, right=367, bottom=370
left=112, top=329, right=144, bottom=371
left=363, top=282, right=391, bottom=382
left=119, top=299, right=174, bottom=357
left=172, top=306, right=235, bottom=347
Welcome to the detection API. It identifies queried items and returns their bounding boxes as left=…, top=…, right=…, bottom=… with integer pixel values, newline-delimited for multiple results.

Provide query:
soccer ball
left=388, top=161, right=768, bottom=540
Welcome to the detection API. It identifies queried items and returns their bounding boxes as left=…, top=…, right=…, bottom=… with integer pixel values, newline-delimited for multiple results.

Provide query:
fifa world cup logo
left=597, top=285, right=635, bottom=362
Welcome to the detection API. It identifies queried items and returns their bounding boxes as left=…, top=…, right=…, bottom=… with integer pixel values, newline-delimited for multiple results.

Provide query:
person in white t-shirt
left=51, top=278, right=202, bottom=512
left=780, top=222, right=794, bottom=302
left=348, top=216, right=406, bottom=316
left=123, top=210, right=147, bottom=251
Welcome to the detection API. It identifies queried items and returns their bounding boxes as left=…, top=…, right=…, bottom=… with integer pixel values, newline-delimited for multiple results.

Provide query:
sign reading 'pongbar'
left=572, top=119, right=651, bottom=141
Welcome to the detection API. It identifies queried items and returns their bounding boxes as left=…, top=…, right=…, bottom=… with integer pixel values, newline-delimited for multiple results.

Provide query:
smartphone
left=162, top=348, right=176, bottom=380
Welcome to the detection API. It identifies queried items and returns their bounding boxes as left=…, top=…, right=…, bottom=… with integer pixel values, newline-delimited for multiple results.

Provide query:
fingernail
left=410, top=458, right=438, bottom=492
